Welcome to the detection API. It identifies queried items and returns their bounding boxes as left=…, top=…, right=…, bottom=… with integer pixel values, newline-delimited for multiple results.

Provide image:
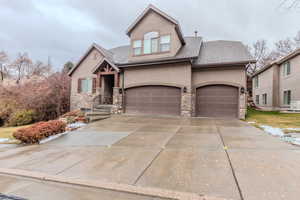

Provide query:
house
left=68, top=4, right=254, bottom=119
left=252, top=48, right=300, bottom=111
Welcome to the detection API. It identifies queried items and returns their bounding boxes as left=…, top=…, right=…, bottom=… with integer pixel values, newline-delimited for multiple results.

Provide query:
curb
left=0, top=168, right=226, bottom=200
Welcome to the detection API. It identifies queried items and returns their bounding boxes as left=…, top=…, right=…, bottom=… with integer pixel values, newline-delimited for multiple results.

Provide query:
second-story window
left=254, top=76, right=259, bottom=88
left=160, top=35, right=171, bottom=52
left=144, top=32, right=159, bottom=54
left=283, top=61, right=291, bottom=76
left=133, top=40, right=142, bottom=55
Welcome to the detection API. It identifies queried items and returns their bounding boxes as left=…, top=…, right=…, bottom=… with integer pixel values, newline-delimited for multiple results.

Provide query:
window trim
left=133, top=40, right=142, bottom=56
left=262, top=93, right=267, bottom=105
left=254, top=76, right=259, bottom=88
left=282, top=61, right=291, bottom=77
left=255, top=95, right=260, bottom=105
left=283, top=90, right=291, bottom=105
left=79, top=78, right=93, bottom=94
left=131, top=32, right=172, bottom=57
left=159, top=35, right=171, bottom=52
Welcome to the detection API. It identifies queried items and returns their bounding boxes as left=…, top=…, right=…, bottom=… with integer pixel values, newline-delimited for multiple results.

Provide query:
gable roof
left=194, top=40, right=255, bottom=67
left=91, top=57, right=120, bottom=74
left=68, top=43, right=115, bottom=76
left=126, top=4, right=185, bottom=45
left=252, top=48, right=300, bottom=77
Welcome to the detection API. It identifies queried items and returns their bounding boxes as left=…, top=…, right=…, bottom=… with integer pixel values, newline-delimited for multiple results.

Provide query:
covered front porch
left=92, top=59, right=123, bottom=114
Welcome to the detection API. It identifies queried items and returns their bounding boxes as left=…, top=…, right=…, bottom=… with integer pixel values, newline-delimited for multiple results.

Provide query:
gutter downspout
left=122, top=70, right=125, bottom=113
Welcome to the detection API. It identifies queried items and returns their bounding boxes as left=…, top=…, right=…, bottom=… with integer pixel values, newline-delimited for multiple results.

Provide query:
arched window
left=143, top=32, right=159, bottom=54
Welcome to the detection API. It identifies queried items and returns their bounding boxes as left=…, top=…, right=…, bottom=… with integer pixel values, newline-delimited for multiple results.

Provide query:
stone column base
left=112, top=87, right=123, bottom=114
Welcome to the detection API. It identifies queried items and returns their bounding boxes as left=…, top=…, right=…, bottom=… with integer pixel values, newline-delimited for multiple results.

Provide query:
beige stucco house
left=68, top=4, right=254, bottom=119
left=252, top=48, right=300, bottom=111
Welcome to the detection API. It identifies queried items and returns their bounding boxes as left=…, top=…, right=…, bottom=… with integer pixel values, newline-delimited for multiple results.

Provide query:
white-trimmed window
left=262, top=93, right=267, bottom=105
left=284, top=90, right=291, bottom=105
left=256, top=95, right=259, bottom=105
left=254, top=76, right=259, bottom=88
left=133, top=40, right=142, bottom=55
left=143, top=32, right=159, bottom=54
left=160, top=35, right=171, bottom=52
left=282, top=61, right=291, bottom=76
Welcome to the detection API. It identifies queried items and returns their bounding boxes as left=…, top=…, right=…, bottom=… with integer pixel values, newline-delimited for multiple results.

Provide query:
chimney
left=194, top=30, right=198, bottom=37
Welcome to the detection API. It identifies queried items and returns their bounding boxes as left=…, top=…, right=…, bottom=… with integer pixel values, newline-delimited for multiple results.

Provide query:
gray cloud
left=0, top=0, right=299, bottom=68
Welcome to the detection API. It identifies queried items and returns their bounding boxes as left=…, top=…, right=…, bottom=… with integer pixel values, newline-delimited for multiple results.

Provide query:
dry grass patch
left=0, top=125, right=30, bottom=139
left=246, top=108, right=300, bottom=128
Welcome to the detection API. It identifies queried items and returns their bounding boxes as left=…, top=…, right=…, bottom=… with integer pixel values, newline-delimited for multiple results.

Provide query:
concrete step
left=93, top=108, right=111, bottom=112
left=88, top=115, right=110, bottom=122
left=86, top=111, right=110, bottom=116
left=94, top=104, right=113, bottom=109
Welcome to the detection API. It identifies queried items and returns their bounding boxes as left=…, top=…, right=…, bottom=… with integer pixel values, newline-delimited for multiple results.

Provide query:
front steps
left=86, top=105, right=113, bottom=122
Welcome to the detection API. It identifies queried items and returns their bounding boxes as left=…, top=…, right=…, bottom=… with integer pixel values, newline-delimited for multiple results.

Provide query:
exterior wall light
left=240, top=87, right=245, bottom=94
left=183, top=86, right=187, bottom=93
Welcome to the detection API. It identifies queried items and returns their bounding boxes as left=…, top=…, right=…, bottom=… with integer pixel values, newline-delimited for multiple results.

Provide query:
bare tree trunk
left=0, top=64, right=3, bottom=82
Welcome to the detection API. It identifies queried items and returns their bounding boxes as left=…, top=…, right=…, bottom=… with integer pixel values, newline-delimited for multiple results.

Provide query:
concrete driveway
left=0, top=116, right=299, bottom=200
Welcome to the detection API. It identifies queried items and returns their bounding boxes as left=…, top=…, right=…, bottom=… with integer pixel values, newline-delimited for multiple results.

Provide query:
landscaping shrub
left=60, top=110, right=87, bottom=124
left=0, top=100, right=18, bottom=126
left=13, top=120, right=66, bottom=144
left=8, top=109, right=38, bottom=126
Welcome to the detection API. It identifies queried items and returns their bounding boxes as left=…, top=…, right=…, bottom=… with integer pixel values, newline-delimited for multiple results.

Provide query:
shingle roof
left=69, top=38, right=255, bottom=75
left=195, top=40, right=255, bottom=66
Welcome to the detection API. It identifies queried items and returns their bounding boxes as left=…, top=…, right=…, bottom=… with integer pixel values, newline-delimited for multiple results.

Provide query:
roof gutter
left=193, top=59, right=256, bottom=68
left=116, top=57, right=194, bottom=68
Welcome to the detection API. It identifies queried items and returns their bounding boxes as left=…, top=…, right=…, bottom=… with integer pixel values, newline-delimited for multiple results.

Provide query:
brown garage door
left=125, top=86, right=181, bottom=116
left=196, top=85, right=238, bottom=118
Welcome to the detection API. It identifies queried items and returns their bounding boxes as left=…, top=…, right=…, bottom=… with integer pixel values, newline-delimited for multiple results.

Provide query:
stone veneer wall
left=181, top=91, right=192, bottom=117
left=111, top=87, right=123, bottom=114
left=239, top=91, right=246, bottom=120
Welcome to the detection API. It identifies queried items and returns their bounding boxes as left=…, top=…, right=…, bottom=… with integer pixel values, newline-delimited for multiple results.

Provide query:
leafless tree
left=10, top=53, right=32, bottom=84
left=0, top=51, right=9, bottom=82
left=294, top=31, right=300, bottom=48
left=247, top=40, right=272, bottom=75
left=279, top=0, right=300, bottom=9
left=24, top=60, right=52, bottom=78
left=273, top=38, right=295, bottom=58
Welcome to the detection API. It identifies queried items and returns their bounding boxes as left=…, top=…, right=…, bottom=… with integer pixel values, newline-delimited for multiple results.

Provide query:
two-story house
left=252, top=48, right=300, bottom=110
left=68, top=4, right=254, bottom=119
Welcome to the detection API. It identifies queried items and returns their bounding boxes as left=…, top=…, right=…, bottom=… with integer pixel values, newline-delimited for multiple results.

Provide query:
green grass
left=0, top=125, right=29, bottom=140
left=246, top=108, right=300, bottom=128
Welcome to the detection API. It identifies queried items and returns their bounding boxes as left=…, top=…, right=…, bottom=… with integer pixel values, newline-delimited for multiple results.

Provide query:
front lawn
left=0, top=125, right=30, bottom=140
left=246, top=108, right=300, bottom=128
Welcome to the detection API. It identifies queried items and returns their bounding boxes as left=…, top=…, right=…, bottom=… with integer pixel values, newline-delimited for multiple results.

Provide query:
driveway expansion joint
left=216, top=126, right=244, bottom=200
left=0, top=168, right=225, bottom=200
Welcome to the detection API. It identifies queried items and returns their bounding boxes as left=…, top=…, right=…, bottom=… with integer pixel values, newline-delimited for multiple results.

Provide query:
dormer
left=126, top=5, right=185, bottom=62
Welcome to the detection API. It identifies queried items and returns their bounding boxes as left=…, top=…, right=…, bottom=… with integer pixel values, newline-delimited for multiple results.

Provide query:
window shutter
left=92, top=78, right=97, bottom=93
left=77, top=78, right=82, bottom=93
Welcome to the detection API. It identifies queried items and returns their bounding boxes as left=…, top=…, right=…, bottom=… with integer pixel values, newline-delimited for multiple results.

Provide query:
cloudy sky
left=1, top=0, right=300, bottom=69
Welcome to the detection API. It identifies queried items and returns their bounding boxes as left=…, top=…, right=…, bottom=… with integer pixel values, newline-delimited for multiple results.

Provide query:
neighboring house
left=252, top=48, right=300, bottom=111
left=68, top=4, right=254, bottom=119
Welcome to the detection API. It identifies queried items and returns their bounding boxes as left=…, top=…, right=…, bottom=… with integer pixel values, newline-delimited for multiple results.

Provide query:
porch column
left=112, top=87, right=123, bottom=114
left=114, top=72, right=120, bottom=87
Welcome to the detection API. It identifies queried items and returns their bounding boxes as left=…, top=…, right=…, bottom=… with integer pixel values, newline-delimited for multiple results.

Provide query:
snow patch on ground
left=67, top=122, right=87, bottom=129
left=260, top=125, right=285, bottom=136
left=39, top=122, right=87, bottom=144
left=258, top=124, right=300, bottom=146
left=0, top=138, right=10, bottom=143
